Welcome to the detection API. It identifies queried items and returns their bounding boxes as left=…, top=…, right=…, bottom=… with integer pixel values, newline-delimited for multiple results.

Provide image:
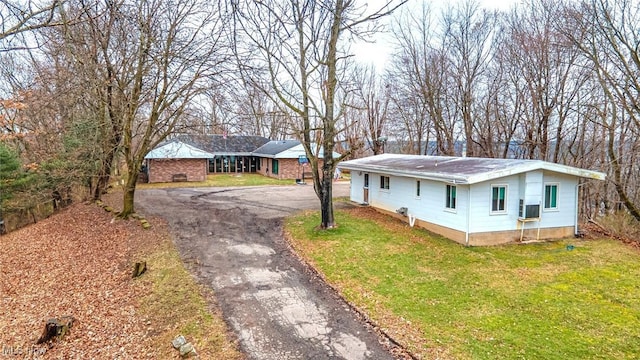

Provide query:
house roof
left=339, top=154, right=606, bottom=184
left=252, top=140, right=301, bottom=157
left=144, top=141, right=214, bottom=159
left=146, top=135, right=343, bottom=160
left=172, top=134, right=270, bottom=155
left=253, top=141, right=342, bottom=159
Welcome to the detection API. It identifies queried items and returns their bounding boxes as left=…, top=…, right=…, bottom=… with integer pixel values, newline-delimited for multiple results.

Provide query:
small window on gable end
left=491, top=185, right=507, bottom=213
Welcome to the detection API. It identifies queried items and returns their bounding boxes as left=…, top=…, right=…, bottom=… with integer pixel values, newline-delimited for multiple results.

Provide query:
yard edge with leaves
left=0, top=195, right=242, bottom=359
left=101, top=191, right=243, bottom=359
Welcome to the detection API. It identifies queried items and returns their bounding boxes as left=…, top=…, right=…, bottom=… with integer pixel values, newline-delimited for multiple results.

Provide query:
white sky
left=352, top=0, right=519, bottom=72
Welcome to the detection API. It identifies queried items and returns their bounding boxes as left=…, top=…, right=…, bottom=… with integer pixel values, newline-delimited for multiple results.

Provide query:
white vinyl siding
left=344, top=169, right=580, bottom=236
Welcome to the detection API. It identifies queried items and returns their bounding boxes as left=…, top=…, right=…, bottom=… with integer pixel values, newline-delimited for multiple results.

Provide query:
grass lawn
left=137, top=173, right=293, bottom=189
left=285, top=207, right=640, bottom=360
left=137, top=237, right=241, bottom=359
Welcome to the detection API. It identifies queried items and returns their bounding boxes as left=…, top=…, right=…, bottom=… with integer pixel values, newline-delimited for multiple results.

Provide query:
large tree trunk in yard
left=320, top=169, right=335, bottom=229
left=119, top=171, right=139, bottom=219
left=92, top=157, right=113, bottom=201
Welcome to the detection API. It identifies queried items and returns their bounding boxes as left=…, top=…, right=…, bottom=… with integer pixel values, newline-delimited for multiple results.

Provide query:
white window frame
left=544, top=183, right=559, bottom=211
left=490, top=184, right=508, bottom=214
left=445, top=184, right=457, bottom=212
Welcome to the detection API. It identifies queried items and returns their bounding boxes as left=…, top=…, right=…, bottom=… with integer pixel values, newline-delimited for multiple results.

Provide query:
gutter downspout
left=575, top=181, right=585, bottom=236
left=465, top=184, right=471, bottom=246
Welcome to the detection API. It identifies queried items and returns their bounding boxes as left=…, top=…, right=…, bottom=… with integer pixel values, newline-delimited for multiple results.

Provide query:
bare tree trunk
left=120, top=170, right=138, bottom=218
left=608, top=120, right=640, bottom=221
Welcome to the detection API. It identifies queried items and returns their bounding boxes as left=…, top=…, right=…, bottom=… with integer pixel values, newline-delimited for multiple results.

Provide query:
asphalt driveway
left=136, top=183, right=401, bottom=360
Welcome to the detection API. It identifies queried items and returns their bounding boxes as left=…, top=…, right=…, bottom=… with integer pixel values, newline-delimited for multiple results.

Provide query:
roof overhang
left=145, top=141, right=215, bottom=159
left=339, top=155, right=606, bottom=184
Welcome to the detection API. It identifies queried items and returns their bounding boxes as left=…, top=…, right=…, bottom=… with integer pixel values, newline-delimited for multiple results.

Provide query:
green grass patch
left=137, top=239, right=242, bottom=359
left=137, top=173, right=292, bottom=189
left=286, top=209, right=640, bottom=360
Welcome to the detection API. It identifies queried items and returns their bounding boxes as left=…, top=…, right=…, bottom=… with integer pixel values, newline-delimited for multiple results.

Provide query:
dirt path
left=136, top=183, right=398, bottom=360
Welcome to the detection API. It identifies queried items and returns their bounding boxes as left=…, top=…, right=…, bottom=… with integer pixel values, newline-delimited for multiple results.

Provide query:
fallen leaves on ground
left=0, top=195, right=247, bottom=360
left=0, top=202, right=159, bottom=358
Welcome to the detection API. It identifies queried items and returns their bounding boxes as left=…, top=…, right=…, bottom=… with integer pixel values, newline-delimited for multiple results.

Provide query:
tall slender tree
left=233, top=0, right=406, bottom=228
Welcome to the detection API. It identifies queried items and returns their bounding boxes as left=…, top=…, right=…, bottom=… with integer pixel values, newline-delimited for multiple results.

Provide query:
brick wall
left=148, top=159, right=207, bottom=183
left=256, top=157, right=324, bottom=180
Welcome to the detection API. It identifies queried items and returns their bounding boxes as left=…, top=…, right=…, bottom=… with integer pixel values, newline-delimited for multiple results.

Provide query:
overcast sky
left=352, top=0, right=519, bottom=71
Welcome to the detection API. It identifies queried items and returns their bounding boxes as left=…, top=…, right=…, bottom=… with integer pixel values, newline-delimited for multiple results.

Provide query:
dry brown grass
left=585, top=212, right=640, bottom=248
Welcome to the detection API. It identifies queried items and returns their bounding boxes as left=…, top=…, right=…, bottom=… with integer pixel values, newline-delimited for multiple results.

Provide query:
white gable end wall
left=467, top=171, right=579, bottom=242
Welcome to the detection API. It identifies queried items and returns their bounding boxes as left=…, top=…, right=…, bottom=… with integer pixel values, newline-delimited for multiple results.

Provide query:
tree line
left=344, top=0, right=640, bottom=222
left=0, top=0, right=638, bottom=230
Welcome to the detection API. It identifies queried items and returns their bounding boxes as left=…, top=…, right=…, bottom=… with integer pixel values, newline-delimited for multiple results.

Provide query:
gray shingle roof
left=144, top=141, right=214, bottom=159
left=252, top=140, right=301, bottom=157
left=172, top=134, right=270, bottom=155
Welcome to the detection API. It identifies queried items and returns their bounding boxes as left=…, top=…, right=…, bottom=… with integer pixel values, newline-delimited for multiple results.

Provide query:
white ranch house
left=339, top=154, right=606, bottom=246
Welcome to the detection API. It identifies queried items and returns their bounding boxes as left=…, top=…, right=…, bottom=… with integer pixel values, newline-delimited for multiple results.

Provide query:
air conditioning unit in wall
left=519, top=199, right=540, bottom=219
left=525, top=204, right=540, bottom=219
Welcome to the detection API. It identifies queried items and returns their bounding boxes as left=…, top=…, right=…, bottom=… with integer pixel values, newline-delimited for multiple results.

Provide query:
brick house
left=253, top=140, right=341, bottom=181
left=144, top=135, right=340, bottom=183
left=144, top=141, right=213, bottom=183
left=172, top=134, right=270, bottom=174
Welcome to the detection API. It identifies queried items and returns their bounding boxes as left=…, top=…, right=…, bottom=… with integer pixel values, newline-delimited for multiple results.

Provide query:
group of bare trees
left=340, top=0, right=639, bottom=221
left=230, top=0, right=405, bottom=227
left=1, top=0, right=230, bottom=217
left=1, top=0, right=639, bottom=227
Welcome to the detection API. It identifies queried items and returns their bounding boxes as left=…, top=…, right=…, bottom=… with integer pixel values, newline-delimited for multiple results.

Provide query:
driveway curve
left=136, top=183, right=399, bottom=360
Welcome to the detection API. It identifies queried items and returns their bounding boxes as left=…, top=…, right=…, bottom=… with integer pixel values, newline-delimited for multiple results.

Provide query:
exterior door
left=363, top=173, right=369, bottom=204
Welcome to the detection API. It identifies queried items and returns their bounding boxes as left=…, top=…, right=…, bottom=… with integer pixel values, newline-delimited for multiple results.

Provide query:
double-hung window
left=446, top=185, right=456, bottom=210
left=491, top=185, right=507, bottom=213
left=380, top=176, right=390, bottom=190
left=544, top=183, right=558, bottom=210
